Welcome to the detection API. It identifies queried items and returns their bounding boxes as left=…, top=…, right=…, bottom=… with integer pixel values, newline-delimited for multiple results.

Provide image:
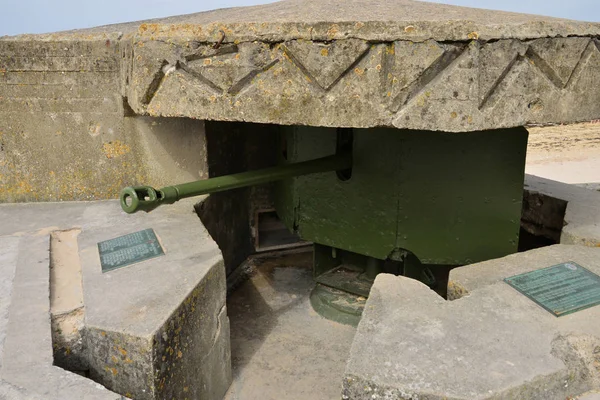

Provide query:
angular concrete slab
left=123, top=1, right=600, bottom=132
left=2, top=0, right=600, bottom=137
left=449, top=244, right=600, bottom=300
left=523, top=175, right=600, bottom=247
left=346, top=246, right=600, bottom=400
left=0, top=199, right=231, bottom=400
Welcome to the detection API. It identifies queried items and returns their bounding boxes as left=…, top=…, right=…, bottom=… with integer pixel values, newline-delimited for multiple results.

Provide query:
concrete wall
left=0, top=37, right=207, bottom=202
left=197, top=121, right=279, bottom=278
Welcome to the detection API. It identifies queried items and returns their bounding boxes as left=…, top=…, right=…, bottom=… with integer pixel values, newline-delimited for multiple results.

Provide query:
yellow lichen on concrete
left=102, top=140, right=131, bottom=159
left=447, top=280, right=469, bottom=300
left=0, top=165, right=36, bottom=200
left=326, top=24, right=340, bottom=39
left=104, top=366, right=118, bottom=375
left=354, top=68, right=365, bottom=76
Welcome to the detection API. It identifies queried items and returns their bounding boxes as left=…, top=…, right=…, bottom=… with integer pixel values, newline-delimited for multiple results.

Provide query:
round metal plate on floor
left=309, top=283, right=366, bottom=327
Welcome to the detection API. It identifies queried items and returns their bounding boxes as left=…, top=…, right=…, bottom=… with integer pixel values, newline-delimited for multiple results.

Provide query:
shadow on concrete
left=226, top=252, right=312, bottom=378
left=224, top=252, right=357, bottom=400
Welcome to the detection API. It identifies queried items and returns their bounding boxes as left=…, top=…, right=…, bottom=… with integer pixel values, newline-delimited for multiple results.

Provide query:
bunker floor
left=224, top=251, right=356, bottom=400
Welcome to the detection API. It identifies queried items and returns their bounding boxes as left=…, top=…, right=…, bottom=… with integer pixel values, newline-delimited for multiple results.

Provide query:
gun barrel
left=120, top=153, right=351, bottom=214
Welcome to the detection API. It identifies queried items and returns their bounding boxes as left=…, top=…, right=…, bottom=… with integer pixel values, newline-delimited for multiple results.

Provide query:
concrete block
left=523, top=175, right=600, bottom=247
left=49, top=229, right=88, bottom=372
left=132, top=24, right=600, bottom=132
left=2, top=0, right=600, bottom=140
left=346, top=246, right=600, bottom=400
left=76, top=200, right=231, bottom=400
left=0, top=36, right=208, bottom=203
left=0, top=200, right=232, bottom=399
left=449, top=245, right=600, bottom=299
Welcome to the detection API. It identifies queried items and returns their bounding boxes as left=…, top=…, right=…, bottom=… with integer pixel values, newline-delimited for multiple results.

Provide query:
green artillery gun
left=120, top=153, right=352, bottom=214
left=120, top=125, right=528, bottom=325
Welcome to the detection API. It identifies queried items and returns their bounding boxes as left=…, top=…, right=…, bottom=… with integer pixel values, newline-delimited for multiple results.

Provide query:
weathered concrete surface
left=449, top=244, right=600, bottom=300
left=0, top=36, right=208, bottom=202
left=523, top=175, right=600, bottom=247
left=44, top=0, right=600, bottom=42
left=0, top=236, right=19, bottom=369
left=225, top=252, right=356, bottom=400
left=0, top=200, right=231, bottom=400
left=136, top=33, right=600, bottom=132
left=121, top=0, right=600, bottom=132
left=1, top=1, right=599, bottom=146
left=0, top=233, right=120, bottom=399
left=79, top=200, right=231, bottom=400
left=50, top=229, right=87, bottom=372
left=346, top=255, right=600, bottom=400
left=578, top=183, right=600, bottom=192
left=2, top=1, right=600, bottom=200
left=0, top=379, right=47, bottom=400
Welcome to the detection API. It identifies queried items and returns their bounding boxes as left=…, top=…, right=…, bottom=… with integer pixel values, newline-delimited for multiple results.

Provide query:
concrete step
left=0, top=236, right=19, bottom=370
left=0, top=234, right=120, bottom=399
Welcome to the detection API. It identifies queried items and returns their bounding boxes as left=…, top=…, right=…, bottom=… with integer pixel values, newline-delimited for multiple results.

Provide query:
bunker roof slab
left=3, top=0, right=600, bottom=131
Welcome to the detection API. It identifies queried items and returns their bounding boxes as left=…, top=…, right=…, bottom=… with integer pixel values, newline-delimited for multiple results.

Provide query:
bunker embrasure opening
left=123, top=122, right=529, bottom=324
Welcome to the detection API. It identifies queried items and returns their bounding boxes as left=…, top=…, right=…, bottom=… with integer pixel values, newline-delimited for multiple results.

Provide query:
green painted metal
left=276, top=127, right=399, bottom=259
left=505, top=262, right=600, bottom=317
left=120, top=153, right=351, bottom=214
left=275, top=126, right=528, bottom=267
left=313, top=243, right=403, bottom=297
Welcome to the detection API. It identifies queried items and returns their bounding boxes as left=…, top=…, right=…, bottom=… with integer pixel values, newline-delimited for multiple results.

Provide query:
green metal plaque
left=98, top=229, right=164, bottom=272
left=504, top=262, right=600, bottom=317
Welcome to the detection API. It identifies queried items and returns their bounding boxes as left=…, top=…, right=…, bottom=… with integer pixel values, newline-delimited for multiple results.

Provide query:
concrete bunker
left=2, top=0, right=600, bottom=398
